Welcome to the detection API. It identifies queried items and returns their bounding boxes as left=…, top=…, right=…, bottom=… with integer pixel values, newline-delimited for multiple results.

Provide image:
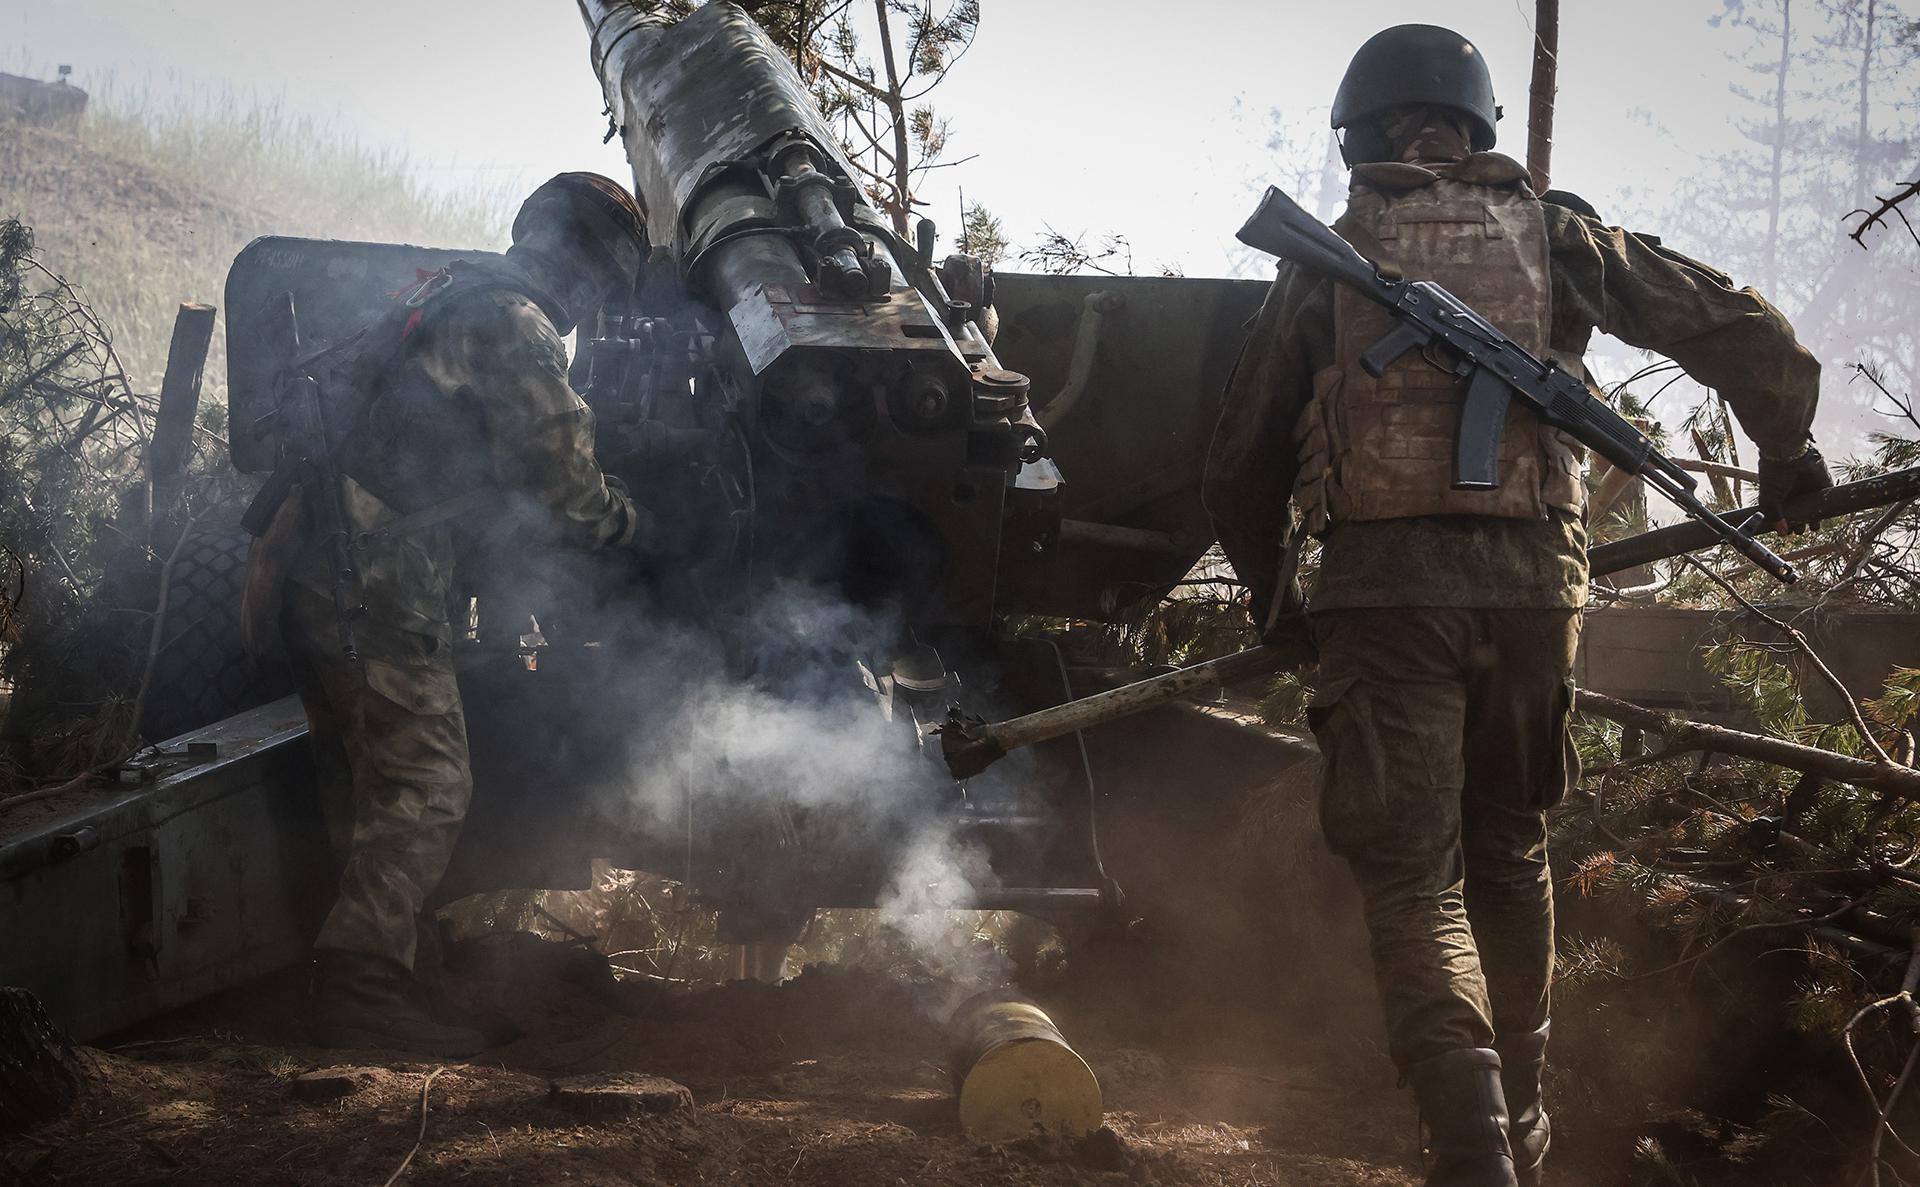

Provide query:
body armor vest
left=1292, top=154, right=1586, bottom=533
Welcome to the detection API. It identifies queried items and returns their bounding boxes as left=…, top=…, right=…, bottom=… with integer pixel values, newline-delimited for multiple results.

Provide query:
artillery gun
left=7, top=2, right=1918, bottom=1045
left=1, top=1, right=1268, bottom=1037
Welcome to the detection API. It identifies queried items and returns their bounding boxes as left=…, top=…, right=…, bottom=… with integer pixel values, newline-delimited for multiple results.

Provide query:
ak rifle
left=1235, top=185, right=1798, bottom=583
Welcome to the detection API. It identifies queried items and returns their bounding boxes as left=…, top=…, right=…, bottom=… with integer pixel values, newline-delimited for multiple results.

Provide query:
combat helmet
left=1331, top=24, right=1501, bottom=157
left=511, top=171, right=650, bottom=301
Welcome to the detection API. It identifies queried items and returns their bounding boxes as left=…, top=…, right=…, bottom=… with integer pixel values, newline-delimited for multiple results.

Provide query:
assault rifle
left=1235, top=185, right=1797, bottom=584
left=238, top=292, right=365, bottom=662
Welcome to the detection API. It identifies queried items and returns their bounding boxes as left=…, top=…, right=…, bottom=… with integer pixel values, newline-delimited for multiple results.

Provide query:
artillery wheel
left=140, top=525, right=289, bottom=741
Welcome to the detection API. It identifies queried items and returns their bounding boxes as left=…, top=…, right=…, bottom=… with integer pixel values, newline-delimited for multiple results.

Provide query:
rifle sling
left=354, top=489, right=491, bottom=545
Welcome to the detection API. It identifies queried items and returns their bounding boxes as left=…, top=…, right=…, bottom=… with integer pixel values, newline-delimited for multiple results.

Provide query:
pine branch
left=1678, top=553, right=1897, bottom=765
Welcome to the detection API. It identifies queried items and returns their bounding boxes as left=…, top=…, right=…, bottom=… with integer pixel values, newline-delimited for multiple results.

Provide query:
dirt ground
left=0, top=930, right=1480, bottom=1187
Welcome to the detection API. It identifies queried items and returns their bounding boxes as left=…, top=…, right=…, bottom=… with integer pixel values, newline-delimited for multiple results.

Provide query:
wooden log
left=147, top=302, right=217, bottom=550
left=0, top=987, right=83, bottom=1131
left=947, top=993, right=1101, bottom=1141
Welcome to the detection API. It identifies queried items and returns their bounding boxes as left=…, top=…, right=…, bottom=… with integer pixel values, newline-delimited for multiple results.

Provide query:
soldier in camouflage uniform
left=1204, top=26, right=1831, bottom=1187
left=246, top=173, right=651, bottom=1056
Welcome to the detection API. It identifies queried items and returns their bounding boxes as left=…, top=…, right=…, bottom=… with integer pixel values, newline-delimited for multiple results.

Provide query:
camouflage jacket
left=284, top=277, right=637, bottom=644
left=1203, top=203, right=1821, bottom=614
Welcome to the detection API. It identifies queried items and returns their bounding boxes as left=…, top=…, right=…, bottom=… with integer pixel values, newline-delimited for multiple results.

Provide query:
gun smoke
left=535, top=564, right=1021, bottom=1011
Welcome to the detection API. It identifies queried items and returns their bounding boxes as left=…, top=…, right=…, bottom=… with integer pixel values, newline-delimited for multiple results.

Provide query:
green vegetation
left=0, top=81, right=511, bottom=387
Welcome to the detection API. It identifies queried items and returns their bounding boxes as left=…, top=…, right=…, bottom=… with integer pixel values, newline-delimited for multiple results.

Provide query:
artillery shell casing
left=946, top=993, right=1102, bottom=1141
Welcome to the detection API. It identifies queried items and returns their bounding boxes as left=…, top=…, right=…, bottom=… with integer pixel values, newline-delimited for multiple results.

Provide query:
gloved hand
left=1262, top=610, right=1316, bottom=668
left=1757, top=442, right=1833, bottom=534
left=1256, top=577, right=1316, bottom=668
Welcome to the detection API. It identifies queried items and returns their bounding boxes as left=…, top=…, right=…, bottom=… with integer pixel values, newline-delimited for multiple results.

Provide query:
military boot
left=1407, top=1047, right=1519, bottom=1187
left=310, top=949, right=488, bottom=1058
left=1498, top=1021, right=1551, bottom=1186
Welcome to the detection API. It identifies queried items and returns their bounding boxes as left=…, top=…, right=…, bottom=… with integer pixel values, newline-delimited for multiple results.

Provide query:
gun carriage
left=7, top=2, right=1919, bottom=1044
left=2, top=3, right=1277, bottom=1036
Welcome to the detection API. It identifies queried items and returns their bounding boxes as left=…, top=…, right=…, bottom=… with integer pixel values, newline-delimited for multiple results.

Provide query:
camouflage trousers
left=1307, top=606, right=1580, bottom=1069
left=284, top=584, right=470, bottom=970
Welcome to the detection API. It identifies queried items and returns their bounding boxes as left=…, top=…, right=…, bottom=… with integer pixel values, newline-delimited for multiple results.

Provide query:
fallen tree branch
left=1575, top=689, right=1920, bottom=801
left=1672, top=456, right=1759, bottom=484
left=1839, top=499, right=1915, bottom=585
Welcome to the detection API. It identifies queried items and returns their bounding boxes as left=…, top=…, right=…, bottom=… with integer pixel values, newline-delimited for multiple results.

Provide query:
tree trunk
left=1855, top=0, right=1876, bottom=207
left=0, top=987, right=83, bottom=1131
left=1575, top=689, right=1920, bottom=801
left=872, top=0, right=913, bottom=236
left=1526, top=0, right=1560, bottom=194
left=1764, top=0, right=1792, bottom=296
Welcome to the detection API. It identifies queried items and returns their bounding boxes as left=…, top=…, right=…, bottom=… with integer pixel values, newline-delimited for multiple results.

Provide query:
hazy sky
left=9, top=0, right=1909, bottom=453
left=8, top=0, right=1760, bottom=274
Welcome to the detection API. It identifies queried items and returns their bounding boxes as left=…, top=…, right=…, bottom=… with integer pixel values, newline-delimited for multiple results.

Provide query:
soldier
left=1204, top=25, right=1831, bottom=1187
left=244, top=173, right=652, bottom=1056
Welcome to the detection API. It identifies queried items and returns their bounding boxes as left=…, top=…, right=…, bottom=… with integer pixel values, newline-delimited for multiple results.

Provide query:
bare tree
left=1661, top=0, right=1920, bottom=429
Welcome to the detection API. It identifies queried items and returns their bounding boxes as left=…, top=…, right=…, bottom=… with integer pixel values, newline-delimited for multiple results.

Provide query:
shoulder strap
left=354, top=488, right=492, bottom=544
left=406, top=260, right=565, bottom=345
left=1330, top=213, right=1400, bottom=280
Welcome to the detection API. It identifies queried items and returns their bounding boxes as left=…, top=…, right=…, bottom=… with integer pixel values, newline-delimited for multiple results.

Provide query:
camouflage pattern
left=274, top=279, right=636, bottom=968
left=1206, top=113, right=1819, bottom=1078
left=1303, top=152, right=1583, bottom=530
left=286, top=283, right=638, bottom=633
left=286, top=585, right=468, bottom=969
left=1205, top=145, right=1820, bottom=616
left=1308, top=607, right=1578, bottom=1067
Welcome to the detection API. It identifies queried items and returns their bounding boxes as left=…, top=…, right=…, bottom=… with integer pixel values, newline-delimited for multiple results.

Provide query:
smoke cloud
left=567, top=576, right=1023, bottom=1004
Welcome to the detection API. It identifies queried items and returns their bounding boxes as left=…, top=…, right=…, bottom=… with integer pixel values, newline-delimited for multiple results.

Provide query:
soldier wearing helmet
left=245, top=172, right=653, bottom=1055
left=1205, top=25, right=1829, bottom=1187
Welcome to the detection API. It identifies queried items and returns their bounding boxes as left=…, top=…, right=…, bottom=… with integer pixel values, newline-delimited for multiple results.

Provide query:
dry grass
left=0, top=78, right=512, bottom=390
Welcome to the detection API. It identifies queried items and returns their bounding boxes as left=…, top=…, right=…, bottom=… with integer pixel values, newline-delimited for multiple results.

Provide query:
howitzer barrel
left=576, top=1, right=1049, bottom=629
left=577, top=0, right=889, bottom=308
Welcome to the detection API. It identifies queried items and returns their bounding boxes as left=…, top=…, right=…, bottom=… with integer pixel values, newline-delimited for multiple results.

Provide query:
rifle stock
left=1235, top=186, right=1384, bottom=297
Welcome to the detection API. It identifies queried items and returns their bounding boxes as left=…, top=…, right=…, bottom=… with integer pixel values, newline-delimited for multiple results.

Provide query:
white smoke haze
left=874, top=827, right=1016, bottom=1014
left=613, top=583, right=925, bottom=825
left=593, top=580, right=1022, bottom=1002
